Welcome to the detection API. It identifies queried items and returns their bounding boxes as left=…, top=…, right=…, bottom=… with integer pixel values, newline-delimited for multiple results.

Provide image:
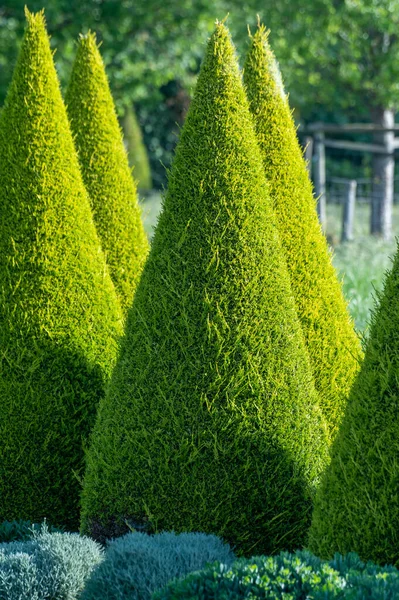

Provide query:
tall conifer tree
left=244, top=24, right=362, bottom=439
left=0, top=10, right=123, bottom=529
left=81, top=23, right=329, bottom=555
left=308, top=244, right=399, bottom=567
left=66, top=34, right=149, bottom=315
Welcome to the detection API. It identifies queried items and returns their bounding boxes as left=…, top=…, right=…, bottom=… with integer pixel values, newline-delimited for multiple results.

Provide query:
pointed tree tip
left=24, top=6, right=46, bottom=28
left=216, top=13, right=229, bottom=25
left=214, top=17, right=230, bottom=33
left=254, top=21, right=270, bottom=43
left=76, top=31, right=102, bottom=57
left=78, top=30, right=97, bottom=45
left=211, top=19, right=233, bottom=48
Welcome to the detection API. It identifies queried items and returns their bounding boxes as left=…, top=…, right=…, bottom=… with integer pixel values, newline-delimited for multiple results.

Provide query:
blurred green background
left=2, top=0, right=399, bottom=333
left=2, top=1, right=399, bottom=187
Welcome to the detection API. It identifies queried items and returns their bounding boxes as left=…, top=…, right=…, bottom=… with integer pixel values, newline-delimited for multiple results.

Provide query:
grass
left=140, top=193, right=398, bottom=336
left=327, top=203, right=397, bottom=335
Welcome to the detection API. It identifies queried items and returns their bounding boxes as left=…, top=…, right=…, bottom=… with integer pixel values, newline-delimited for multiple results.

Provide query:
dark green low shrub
left=0, top=525, right=103, bottom=599
left=154, top=551, right=399, bottom=599
left=81, top=531, right=234, bottom=600
left=0, top=519, right=63, bottom=543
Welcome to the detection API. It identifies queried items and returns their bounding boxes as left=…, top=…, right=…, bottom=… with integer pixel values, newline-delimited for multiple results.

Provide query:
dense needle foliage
left=308, top=240, right=399, bottom=568
left=66, top=33, right=149, bottom=314
left=244, top=24, right=362, bottom=439
left=0, top=10, right=123, bottom=530
left=80, top=23, right=329, bottom=555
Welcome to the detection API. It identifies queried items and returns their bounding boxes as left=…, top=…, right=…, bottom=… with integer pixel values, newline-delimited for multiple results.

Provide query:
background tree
left=66, top=33, right=149, bottom=315
left=0, top=1, right=226, bottom=188
left=2, top=1, right=399, bottom=201
left=232, top=0, right=399, bottom=238
left=0, top=1, right=224, bottom=106
left=121, top=105, right=152, bottom=193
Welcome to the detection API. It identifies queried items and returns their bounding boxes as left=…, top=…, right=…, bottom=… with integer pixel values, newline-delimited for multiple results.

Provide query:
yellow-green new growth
left=66, top=33, right=149, bottom=314
left=80, top=22, right=329, bottom=555
left=244, top=24, right=362, bottom=440
left=308, top=243, right=399, bottom=567
left=0, top=10, right=123, bottom=529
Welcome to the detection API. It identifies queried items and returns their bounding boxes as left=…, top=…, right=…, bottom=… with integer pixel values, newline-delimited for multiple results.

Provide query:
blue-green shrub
left=81, top=531, right=234, bottom=600
left=0, top=550, right=42, bottom=600
left=154, top=550, right=399, bottom=600
left=0, top=519, right=63, bottom=543
left=0, top=527, right=103, bottom=599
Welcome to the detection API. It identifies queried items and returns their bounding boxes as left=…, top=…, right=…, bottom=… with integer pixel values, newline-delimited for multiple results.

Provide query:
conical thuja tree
left=122, top=105, right=152, bottom=193
left=0, top=10, right=123, bottom=530
left=65, top=34, right=149, bottom=315
left=308, top=246, right=399, bottom=567
left=81, top=22, right=330, bottom=555
left=244, top=24, right=362, bottom=440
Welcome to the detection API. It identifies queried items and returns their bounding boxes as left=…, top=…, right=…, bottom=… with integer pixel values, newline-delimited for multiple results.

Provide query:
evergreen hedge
left=66, top=33, right=149, bottom=314
left=244, top=24, right=362, bottom=439
left=122, top=105, right=152, bottom=193
left=0, top=10, right=123, bottom=530
left=308, top=242, right=399, bottom=567
left=80, top=23, right=329, bottom=555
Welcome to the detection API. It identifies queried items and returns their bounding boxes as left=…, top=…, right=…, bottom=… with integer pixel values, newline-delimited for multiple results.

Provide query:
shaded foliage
left=309, top=239, right=399, bottom=567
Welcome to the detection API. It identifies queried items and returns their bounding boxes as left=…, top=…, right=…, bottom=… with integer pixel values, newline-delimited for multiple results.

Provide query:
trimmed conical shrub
left=65, top=34, right=149, bottom=315
left=0, top=10, right=123, bottom=530
left=308, top=245, right=399, bottom=567
left=80, top=22, right=330, bottom=556
left=243, top=25, right=362, bottom=440
left=122, top=105, right=152, bottom=193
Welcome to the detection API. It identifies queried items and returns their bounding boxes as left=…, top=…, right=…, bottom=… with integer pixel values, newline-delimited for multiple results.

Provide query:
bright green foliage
left=65, top=34, right=149, bottom=314
left=308, top=242, right=399, bottom=567
left=122, top=105, right=153, bottom=193
left=154, top=553, right=345, bottom=600
left=154, top=551, right=399, bottom=600
left=243, top=25, right=362, bottom=440
left=0, top=10, right=123, bottom=530
left=80, top=23, right=330, bottom=555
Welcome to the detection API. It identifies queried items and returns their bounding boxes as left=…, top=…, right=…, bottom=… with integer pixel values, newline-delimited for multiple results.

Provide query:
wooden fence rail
left=300, top=122, right=399, bottom=239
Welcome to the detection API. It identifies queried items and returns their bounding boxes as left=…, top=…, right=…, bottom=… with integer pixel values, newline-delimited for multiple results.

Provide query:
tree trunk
left=371, top=107, right=394, bottom=239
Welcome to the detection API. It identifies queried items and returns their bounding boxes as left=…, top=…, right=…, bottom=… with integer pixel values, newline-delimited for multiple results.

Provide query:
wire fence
left=326, top=177, right=399, bottom=205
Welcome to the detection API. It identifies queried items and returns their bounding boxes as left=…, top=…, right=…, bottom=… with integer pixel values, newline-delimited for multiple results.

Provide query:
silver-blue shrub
left=0, top=527, right=103, bottom=599
left=81, top=531, right=235, bottom=600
